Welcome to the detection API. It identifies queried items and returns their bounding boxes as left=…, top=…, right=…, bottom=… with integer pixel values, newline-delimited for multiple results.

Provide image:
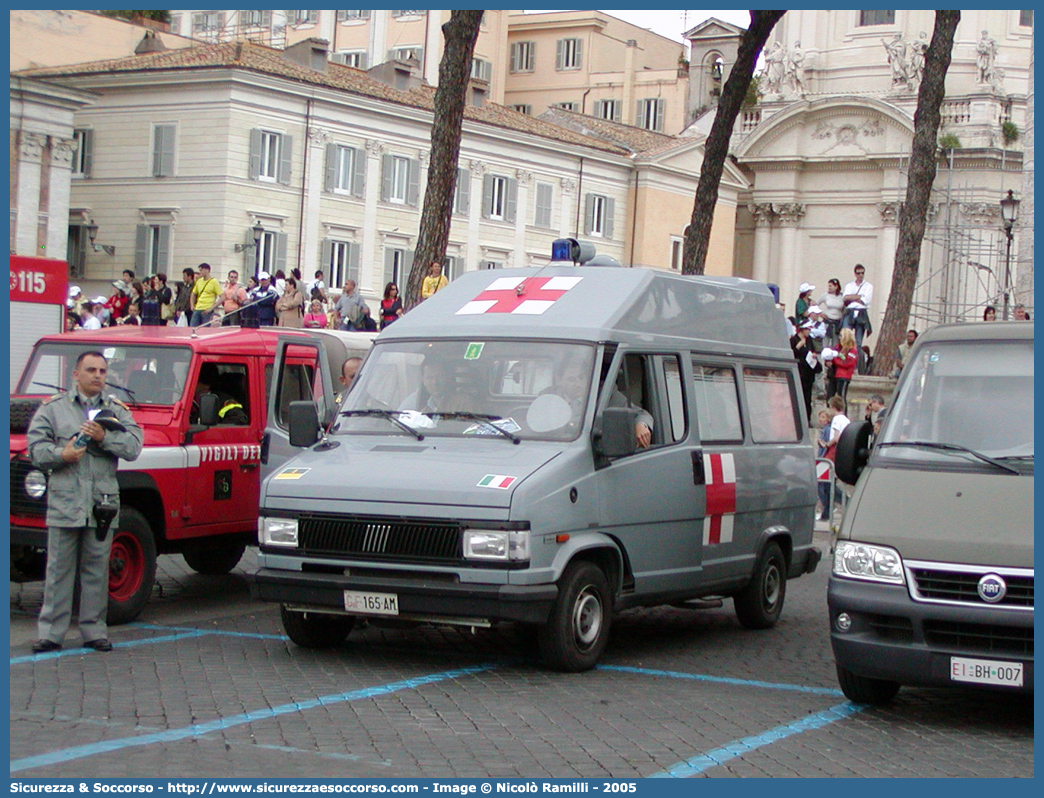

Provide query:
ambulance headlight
left=24, top=469, right=47, bottom=499
left=463, top=529, right=530, bottom=562
left=833, top=541, right=904, bottom=584
left=259, top=517, right=299, bottom=548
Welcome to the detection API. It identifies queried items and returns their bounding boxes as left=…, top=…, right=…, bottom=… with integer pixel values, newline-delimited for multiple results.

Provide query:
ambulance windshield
left=336, top=340, right=597, bottom=441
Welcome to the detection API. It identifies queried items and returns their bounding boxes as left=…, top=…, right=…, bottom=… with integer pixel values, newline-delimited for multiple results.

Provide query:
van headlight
left=463, top=529, right=530, bottom=562
left=24, top=469, right=47, bottom=499
left=259, top=517, right=299, bottom=547
left=833, top=541, right=905, bottom=584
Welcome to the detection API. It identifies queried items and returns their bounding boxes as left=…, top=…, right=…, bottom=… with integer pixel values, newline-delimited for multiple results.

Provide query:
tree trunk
left=404, top=10, right=483, bottom=310
left=871, top=11, right=960, bottom=376
left=682, top=10, right=785, bottom=275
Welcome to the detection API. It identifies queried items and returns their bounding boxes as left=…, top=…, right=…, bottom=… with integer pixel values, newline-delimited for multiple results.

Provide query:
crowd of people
left=62, top=261, right=456, bottom=333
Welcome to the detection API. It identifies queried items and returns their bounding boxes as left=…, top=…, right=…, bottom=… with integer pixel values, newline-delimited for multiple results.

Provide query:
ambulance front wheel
left=734, top=541, right=787, bottom=629
left=107, top=507, right=158, bottom=626
left=280, top=605, right=355, bottom=648
left=538, top=560, right=612, bottom=672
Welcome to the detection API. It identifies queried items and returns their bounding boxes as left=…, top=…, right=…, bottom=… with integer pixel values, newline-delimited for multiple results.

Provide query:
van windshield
left=877, top=340, right=1033, bottom=467
left=336, top=340, right=597, bottom=442
left=17, top=342, right=193, bottom=406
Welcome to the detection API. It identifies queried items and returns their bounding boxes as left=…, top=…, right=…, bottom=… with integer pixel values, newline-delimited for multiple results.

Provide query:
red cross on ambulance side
left=703, top=452, right=737, bottom=545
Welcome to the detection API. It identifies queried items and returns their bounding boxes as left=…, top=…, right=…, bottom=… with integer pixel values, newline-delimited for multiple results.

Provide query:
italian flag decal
left=478, top=474, right=517, bottom=490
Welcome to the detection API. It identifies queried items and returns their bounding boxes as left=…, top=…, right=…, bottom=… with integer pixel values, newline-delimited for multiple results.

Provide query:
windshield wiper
left=431, top=412, right=522, bottom=444
left=876, top=441, right=1020, bottom=475
left=105, top=381, right=137, bottom=403
left=339, top=409, right=424, bottom=441
left=31, top=381, right=66, bottom=393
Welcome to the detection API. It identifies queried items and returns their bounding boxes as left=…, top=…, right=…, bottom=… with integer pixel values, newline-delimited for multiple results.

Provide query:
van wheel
left=182, top=542, right=246, bottom=575
left=836, top=664, right=900, bottom=705
left=280, top=605, right=355, bottom=649
left=734, top=541, right=786, bottom=629
left=538, top=561, right=612, bottom=672
left=107, top=508, right=158, bottom=626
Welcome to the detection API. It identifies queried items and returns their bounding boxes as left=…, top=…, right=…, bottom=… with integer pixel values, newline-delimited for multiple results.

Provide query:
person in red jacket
left=104, top=280, right=129, bottom=326
left=831, top=327, right=858, bottom=403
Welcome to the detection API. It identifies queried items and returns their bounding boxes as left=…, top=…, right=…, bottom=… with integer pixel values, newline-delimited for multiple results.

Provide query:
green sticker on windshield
left=464, top=342, right=484, bottom=360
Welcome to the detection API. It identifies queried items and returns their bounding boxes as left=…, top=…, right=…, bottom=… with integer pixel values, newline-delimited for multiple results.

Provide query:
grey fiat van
left=830, top=321, right=1033, bottom=703
left=251, top=243, right=821, bottom=671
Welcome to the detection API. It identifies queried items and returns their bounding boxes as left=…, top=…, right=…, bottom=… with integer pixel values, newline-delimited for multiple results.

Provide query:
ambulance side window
left=742, top=366, right=801, bottom=443
left=611, top=353, right=684, bottom=449
left=691, top=362, right=742, bottom=442
left=661, top=357, right=686, bottom=443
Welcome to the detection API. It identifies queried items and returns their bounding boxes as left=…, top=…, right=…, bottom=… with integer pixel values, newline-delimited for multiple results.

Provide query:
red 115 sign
left=9, top=255, right=68, bottom=305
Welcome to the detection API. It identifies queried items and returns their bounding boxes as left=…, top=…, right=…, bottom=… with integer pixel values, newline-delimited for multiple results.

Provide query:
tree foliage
left=98, top=10, right=171, bottom=23
left=682, top=10, right=785, bottom=275
left=872, top=11, right=960, bottom=376
left=404, top=10, right=483, bottom=310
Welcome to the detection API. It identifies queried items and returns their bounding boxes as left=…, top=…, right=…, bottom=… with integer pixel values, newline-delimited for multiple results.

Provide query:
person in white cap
left=105, top=280, right=129, bottom=326
left=795, top=282, right=816, bottom=321
left=791, top=318, right=821, bottom=425
left=252, top=271, right=279, bottom=326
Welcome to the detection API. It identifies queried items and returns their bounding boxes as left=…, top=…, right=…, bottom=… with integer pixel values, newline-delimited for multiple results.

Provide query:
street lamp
left=85, top=220, right=115, bottom=256
left=234, top=222, right=266, bottom=254
left=999, top=189, right=1020, bottom=320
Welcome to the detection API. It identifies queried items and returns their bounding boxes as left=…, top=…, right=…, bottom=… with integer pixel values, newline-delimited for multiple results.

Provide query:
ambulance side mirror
left=593, top=406, right=638, bottom=460
left=835, top=421, right=872, bottom=485
left=198, top=393, right=220, bottom=427
left=288, top=400, right=321, bottom=448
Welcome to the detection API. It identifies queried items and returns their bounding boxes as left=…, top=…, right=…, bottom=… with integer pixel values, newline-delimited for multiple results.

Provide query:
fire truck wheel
left=280, top=605, right=355, bottom=648
left=182, top=543, right=246, bottom=575
left=11, top=547, right=47, bottom=582
left=733, top=541, right=787, bottom=629
left=107, top=508, right=158, bottom=626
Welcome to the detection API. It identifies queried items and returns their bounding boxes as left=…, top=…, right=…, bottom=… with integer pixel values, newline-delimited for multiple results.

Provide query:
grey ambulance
left=830, top=321, right=1033, bottom=703
left=252, top=243, right=821, bottom=671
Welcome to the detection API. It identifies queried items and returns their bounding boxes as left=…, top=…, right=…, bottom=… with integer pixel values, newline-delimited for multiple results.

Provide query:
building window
left=324, top=144, right=365, bottom=197
left=240, top=10, right=269, bottom=27
left=381, top=155, right=419, bottom=206
left=512, top=104, right=532, bottom=115
left=249, top=129, right=291, bottom=183
left=637, top=98, right=665, bottom=132
left=384, top=247, right=412, bottom=287
left=595, top=99, right=620, bottom=122
left=322, top=239, right=360, bottom=287
left=534, top=182, right=554, bottom=229
left=331, top=50, right=367, bottom=68
left=254, top=229, right=288, bottom=275
left=152, top=124, right=176, bottom=177
left=857, top=10, right=895, bottom=26
left=556, top=37, right=582, bottom=70
left=554, top=102, right=579, bottom=112
left=471, top=57, right=492, bottom=82
left=1019, top=10, right=1034, bottom=26
left=66, top=225, right=88, bottom=278
left=443, top=255, right=461, bottom=282
left=392, top=11, right=426, bottom=18
left=288, top=10, right=318, bottom=25
left=72, top=129, right=93, bottom=177
left=483, top=175, right=518, bottom=222
left=337, top=10, right=371, bottom=21
left=192, top=11, right=224, bottom=34
left=511, top=41, right=535, bottom=73
left=482, top=261, right=503, bottom=270
left=134, top=224, right=172, bottom=274
left=670, top=236, right=684, bottom=271
left=584, top=194, right=614, bottom=239
left=389, top=45, right=423, bottom=63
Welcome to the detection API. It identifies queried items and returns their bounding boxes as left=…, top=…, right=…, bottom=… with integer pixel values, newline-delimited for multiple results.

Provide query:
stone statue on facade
left=907, top=31, right=928, bottom=87
left=762, top=41, right=786, bottom=97
left=882, top=33, right=910, bottom=89
left=784, top=40, right=807, bottom=96
left=976, top=29, right=998, bottom=84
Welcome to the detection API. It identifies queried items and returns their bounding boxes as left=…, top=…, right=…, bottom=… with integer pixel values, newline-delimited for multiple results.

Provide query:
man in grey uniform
left=28, top=351, right=143, bottom=653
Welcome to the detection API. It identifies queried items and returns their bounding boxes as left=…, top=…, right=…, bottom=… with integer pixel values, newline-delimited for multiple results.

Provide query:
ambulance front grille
left=297, top=514, right=462, bottom=562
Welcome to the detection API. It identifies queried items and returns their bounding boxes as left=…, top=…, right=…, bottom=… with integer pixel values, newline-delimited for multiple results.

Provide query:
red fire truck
left=10, top=325, right=373, bottom=624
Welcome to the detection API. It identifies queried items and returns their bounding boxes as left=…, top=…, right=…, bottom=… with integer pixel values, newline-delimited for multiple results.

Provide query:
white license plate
left=343, top=590, right=399, bottom=616
left=950, top=656, right=1024, bottom=688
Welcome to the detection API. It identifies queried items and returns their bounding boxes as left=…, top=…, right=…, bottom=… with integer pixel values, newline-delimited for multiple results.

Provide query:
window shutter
left=535, top=183, right=552, bottom=228
left=243, top=237, right=257, bottom=273
left=510, top=43, right=518, bottom=73
left=217, top=12, right=226, bottom=29
left=156, top=225, right=172, bottom=270
left=357, top=52, right=369, bottom=69
left=454, top=168, right=470, bottom=214
left=348, top=242, right=361, bottom=284
left=481, top=174, right=493, bottom=219
left=360, top=10, right=371, bottom=19
left=278, top=134, right=293, bottom=185
left=321, top=238, right=333, bottom=273
left=636, top=100, right=645, bottom=129
left=575, top=38, right=583, bottom=68
left=384, top=248, right=396, bottom=286
left=134, top=225, right=149, bottom=272
left=504, top=178, right=518, bottom=224
left=153, top=125, right=175, bottom=177
left=81, top=130, right=94, bottom=177
left=262, top=10, right=272, bottom=26
left=584, top=195, right=594, bottom=235
left=336, top=10, right=346, bottom=21
left=274, top=232, right=289, bottom=274
left=604, top=198, right=615, bottom=239
left=556, top=39, right=564, bottom=70
left=351, top=147, right=365, bottom=197
left=381, top=154, right=393, bottom=201
left=324, top=144, right=337, bottom=192
left=654, top=99, right=665, bottom=132
left=407, top=159, right=420, bottom=206
left=248, top=128, right=262, bottom=180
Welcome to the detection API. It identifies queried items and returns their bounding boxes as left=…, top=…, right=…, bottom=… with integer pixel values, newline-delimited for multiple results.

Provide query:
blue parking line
left=9, top=663, right=497, bottom=774
left=598, top=665, right=845, bottom=696
left=131, top=622, right=288, bottom=640
left=10, top=631, right=209, bottom=665
left=648, top=702, right=866, bottom=777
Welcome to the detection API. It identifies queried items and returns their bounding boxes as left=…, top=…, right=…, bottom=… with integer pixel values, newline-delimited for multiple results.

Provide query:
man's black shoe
left=83, top=638, right=113, bottom=652
left=32, top=639, right=62, bottom=653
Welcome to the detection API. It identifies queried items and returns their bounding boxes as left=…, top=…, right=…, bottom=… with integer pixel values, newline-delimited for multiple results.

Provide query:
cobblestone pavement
left=9, top=530, right=1034, bottom=779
